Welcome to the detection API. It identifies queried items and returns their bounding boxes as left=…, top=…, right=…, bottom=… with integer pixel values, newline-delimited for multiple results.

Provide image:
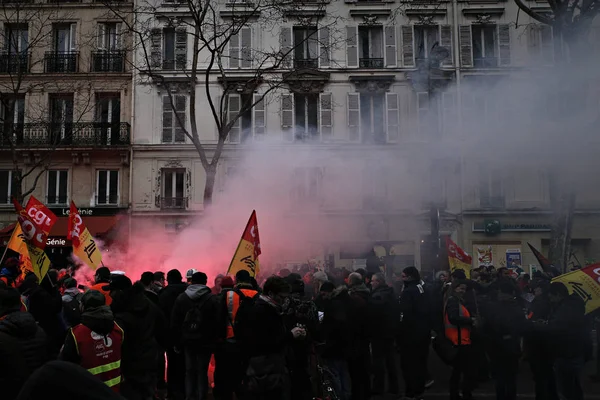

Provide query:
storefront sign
left=48, top=207, right=126, bottom=217
left=506, top=248, right=522, bottom=268
left=2, top=237, right=69, bottom=247
left=473, top=222, right=551, bottom=233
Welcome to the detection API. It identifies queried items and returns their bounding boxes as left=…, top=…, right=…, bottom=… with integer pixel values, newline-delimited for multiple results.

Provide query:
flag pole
left=226, top=211, right=256, bottom=276
left=0, top=244, right=9, bottom=266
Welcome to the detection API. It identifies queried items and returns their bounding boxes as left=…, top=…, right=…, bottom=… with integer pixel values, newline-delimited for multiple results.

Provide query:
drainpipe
left=127, top=12, right=137, bottom=253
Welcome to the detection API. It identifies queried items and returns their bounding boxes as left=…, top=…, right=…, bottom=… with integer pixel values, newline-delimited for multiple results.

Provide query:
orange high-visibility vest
left=90, top=283, right=113, bottom=306
left=444, top=302, right=471, bottom=345
left=225, top=288, right=258, bottom=340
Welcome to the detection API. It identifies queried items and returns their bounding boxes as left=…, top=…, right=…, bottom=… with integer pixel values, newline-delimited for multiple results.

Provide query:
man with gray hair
left=370, top=273, right=400, bottom=397
left=347, top=271, right=372, bottom=400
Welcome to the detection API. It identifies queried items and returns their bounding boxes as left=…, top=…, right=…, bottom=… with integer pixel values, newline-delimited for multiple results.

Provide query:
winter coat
left=0, top=311, right=50, bottom=400
left=24, top=283, right=66, bottom=355
left=347, top=284, right=372, bottom=354
left=158, top=282, right=187, bottom=345
left=171, top=284, right=218, bottom=351
left=318, top=287, right=352, bottom=359
left=483, top=294, right=526, bottom=359
left=536, top=294, right=587, bottom=359
left=398, top=280, right=431, bottom=342
left=144, top=289, right=159, bottom=305
left=60, top=306, right=116, bottom=364
left=369, top=284, right=399, bottom=340
left=111, top=284, right=167, bottom=379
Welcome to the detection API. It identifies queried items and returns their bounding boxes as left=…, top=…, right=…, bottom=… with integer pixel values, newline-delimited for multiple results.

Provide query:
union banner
left=227, top=210, right=261, bottom=278
left=6, top=222, right=34, bottom=276
left=12, top=196, right=58, bottom=250
left=68, top=201, right=103, bottom=270
left=553, top=263, right=600, bottom=315
left=446, top=237, right=472, bottom=278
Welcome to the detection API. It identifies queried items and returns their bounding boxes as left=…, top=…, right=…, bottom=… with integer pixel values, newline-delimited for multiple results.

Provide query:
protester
left=211, top=274, right=225, bottom=295
left=152, top=272, right=165, bottom=294
left=90, top=266, right=113, bottom=306
left=60, top=290, right=124, bottom=393
left=140, top=271, right=160, bottom=304
left=61, top=277, right=83, bottom=327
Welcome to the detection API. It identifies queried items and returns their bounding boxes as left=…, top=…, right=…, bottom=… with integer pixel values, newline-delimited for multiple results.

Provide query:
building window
left=96, top=170, right=119, bottom=205
left=0, top=94, right=25, bottom=144
left=479, top=167, right=504, bottom=209
left=162, top=28, right=187, bottom=70
left=228, top=26, right=252, bottom=69
left=162, top=95, right=186, bottom=143
left=46, top=23, right=77, bottom=73
left=291, top=167, right=322, bottom=203
left=47, top=170, right=68, bottom=205
left=294, top=93, right=319, bottom=141
left=414, top=25, right=439, bottom=66
left=49, top=94, right=74, bottom=144
left=417, top=92, right=440, bottom=136
left=360, top=93, right=385, bottom=143
left=472, top=25, right=497, bottom=68
left=161, top=168, right=186, bottom=209
left=293, top=27, right=318, bottom=69
left=0, top=170, right=16, bottom=204
left=96, top=94, right=121, bottom=145
left=358, top=26, right=383, bottom=68
left=2, top=24, right=28, bottom=74
left=93, top=23, right=124, bottom=72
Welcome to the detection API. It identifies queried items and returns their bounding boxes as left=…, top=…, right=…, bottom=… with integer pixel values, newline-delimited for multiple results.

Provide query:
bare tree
left=107, top=0, right=343, bottom=205
left=0, top=4, right=112, bottom=203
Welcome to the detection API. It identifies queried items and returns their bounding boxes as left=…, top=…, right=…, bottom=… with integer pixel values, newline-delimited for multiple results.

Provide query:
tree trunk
left=203, top=164, right=217, bottom=207
left=548, top=174, right=576, bottom=273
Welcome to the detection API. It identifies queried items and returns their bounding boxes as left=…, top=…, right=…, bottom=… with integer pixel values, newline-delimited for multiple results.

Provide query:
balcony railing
left=0, top=122, right=130, bottom=148
left=45, top=52, right=78, bottom=73
left=294, top=58, right=318, bottom=69
left=0, top=53, right=29, bottom=74
left=91, top=51, right=125, bottom=73
left=359, top=58, right=384, bottom=68
left=162, top=57, right=186, bottom=70
left=161, top=197, right=188, bottom=210
left=473, top=57, right=499, bottom=68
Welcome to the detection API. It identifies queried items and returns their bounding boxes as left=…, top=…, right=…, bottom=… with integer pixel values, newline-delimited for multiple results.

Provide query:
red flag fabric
left=527, top=242, right=561, bottom=276
left=12, top=196, right=58, bottom=250
left=227, top=210, right=261, bottom=277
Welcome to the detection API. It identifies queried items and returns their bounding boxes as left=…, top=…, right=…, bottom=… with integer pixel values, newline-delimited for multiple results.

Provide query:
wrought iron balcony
left=294, top=58, right=318, bottom=69
left=359, top=58, right=384, bottom=69
left=91, top=51, right=125, bottom=73
left=0, top=122, right=130, bottom=148
left=160, top=197, right=188, bottom=210
left=473, top=57, right=499, bottom=68
left=0, top=53, right=29, bottom=74
left=45, top=52, right=78, bottom=73
left=162, top=57, right=186, bottom=70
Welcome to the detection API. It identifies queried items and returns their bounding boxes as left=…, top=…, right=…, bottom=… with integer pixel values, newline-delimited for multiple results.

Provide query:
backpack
left=182, top=293, right=214, bottom=344
left=62, top=293, right=83, bottom=327
left=232, top=289, right=259, bottom=341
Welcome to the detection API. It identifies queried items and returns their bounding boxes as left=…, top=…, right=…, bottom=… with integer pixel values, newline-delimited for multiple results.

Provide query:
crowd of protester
left=0, top=256, right=598, bottom=400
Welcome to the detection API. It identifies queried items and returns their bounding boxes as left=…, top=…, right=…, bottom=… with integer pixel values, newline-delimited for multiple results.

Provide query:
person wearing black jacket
left=369, top=272, right=400, bottom=397
left=483, top=280, right=526, bottom=400
left=107, top=275, right=168, bottom=400
left=171, top=272, right=218, bottom=400
left=158, top=269, right=188, bottom=400
left=534, top=282, right=587, bottom=400
left=398, top=267, right=431, bottom=400
left=0, top=287, right=50, bottom=400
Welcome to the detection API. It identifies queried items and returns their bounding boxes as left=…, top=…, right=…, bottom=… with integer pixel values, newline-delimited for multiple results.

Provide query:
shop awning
left=0, top=216, right=121, bottom=238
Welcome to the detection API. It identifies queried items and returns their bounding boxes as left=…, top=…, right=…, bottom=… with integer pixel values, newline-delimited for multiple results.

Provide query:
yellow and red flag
left=227, top=210, right=261, bottom=278
left=68, top=201, right=103, bottom=270
left=6, top=222, right=34, bottom=276
left=553, top=263, right=600, bottom=314
left=26, top=243, right=51, bottom=282
left=446, top=237, right=472, bottom=278
left=12, top=196, right=58, bottom=250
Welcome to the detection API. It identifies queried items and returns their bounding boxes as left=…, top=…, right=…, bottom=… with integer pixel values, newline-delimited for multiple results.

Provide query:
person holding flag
left=227, top=210, right=261, bottom=278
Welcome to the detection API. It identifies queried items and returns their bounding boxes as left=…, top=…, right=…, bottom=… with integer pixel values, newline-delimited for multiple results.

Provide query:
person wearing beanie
left=0, top=287, right=49, bottom=400
left=158, top=269, right=187, bottom=400
left=60, top=290, right=124, bottom=393
left=220, top=276, right=234, bottom=290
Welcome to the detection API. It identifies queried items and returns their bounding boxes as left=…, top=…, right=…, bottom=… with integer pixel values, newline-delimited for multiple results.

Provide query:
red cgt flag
left=227, top=210, right=261, bottom=277
left=12, top=196, right=58, bottom=250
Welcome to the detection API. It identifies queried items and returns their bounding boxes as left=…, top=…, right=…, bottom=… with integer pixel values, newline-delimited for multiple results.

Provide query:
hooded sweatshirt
left=171, top=284, right=217, bottom=351
left=0, top=311, right=49, bottom=400
left=60, top=306, right=116, bottom=364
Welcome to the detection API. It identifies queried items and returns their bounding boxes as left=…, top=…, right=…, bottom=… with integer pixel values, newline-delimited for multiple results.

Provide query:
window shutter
left=175, top=29, right=187, bottom=70
left=281, top=94, right=294, bottom=141
left=162, top=95, right=173, bottom=143
left=401, top=25, right=414, bottom=67
left=115, top=23, right=122, bottom=50
left=150, top=28, right=162, bottom=68
left=442, top=91, right=457, bottom=136
left=229, top=31, right=240, bottom=69
left=97, top=24, right=107, bottom=51
left=174, top=95, right=186, bottom=143
left=280, top=26, right=292, bottom=68
left=384, top=26, right=397, bottom=68
left=70, top=23, right=77, bottom=51
left=319, top=26, right=330, bottom=68
left=319, top=92, right=333, bottom=139
left=540, top=25, right=554, bottom=65
left=346, top=26, right=358, bottom=68
left=459, top=25, right=473, bottom=67
left=441, top=25, right=453, bottom=66
left=498, top=24, right=511, bottom=66
left=347, top=93, right=360, bottom=142
left=386, top=92, right=399, bottom=142
left=253, top=94, right=265, bottom=139
left=241, top=27, right=252, bottom=68
left=227, top=94, right=241, bottom=143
